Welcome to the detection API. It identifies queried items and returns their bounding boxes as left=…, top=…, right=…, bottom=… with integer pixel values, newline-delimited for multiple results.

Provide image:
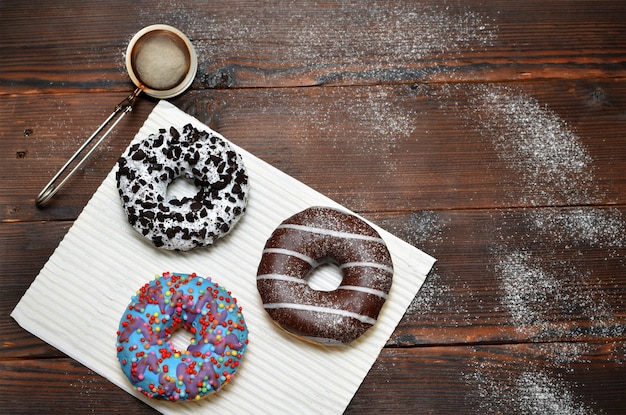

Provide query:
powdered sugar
left=535, top=342, right=593, bottom=369
left=495, top=250, right=564, bottom=335
left=138, top=2, right=496, bottom=77
left=527, top=208, right=626, bottom=252
left=515, top=371, right=591, bottom=415
left=413, top=78, right=624, bottom=411
left=313, top=88, right=414, bottom=180
left=467, top=368, right=598, bottom=415
left=229, top=85, right=418, bottom=196
left=468, top=84, right=600, bottom=206
left=463, top=85, right=625, bottom=413
left=311, top=88, right=416, bottom=148
left=493, top=249, right=624, bottom=340
left=407, top=273, right=458, bottom=315
left=476, top=86, right=625, bottom=340
left=277, top=3, right=496, bottom=67
left=404, top=210, right=449, bottom=249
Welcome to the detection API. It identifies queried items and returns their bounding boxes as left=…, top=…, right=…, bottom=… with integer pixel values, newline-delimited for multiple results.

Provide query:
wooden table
left=1, top=1, right=625, bottom=413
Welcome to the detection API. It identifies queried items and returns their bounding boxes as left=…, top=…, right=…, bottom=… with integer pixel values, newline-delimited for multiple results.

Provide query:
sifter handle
left=35, top=88, right=141, bottom=207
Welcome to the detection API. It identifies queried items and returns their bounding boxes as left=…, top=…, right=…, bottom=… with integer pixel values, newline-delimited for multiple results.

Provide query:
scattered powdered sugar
left=425, top=79, right=624, bottom=412
left=469, top=85, right=625, bottom=412
left=480, top=95, right=626, bottom=339
left=460, top=85, right=625, bottom=339
left=407, top=273, right=453, bottom=315
left=234, top=85, right=418, bottom=196
left=404, top=210, right=449, bottom=249
left=294, top=88, right=414, bottom=204
left=462, top=337, right=625, bottom=414
left=466, top=368, right=598, bottom=415
left=495, top=250, right=565, bottom=335
left=468, top=84, right=600, bottom=206
left=493, top=249, right=624, bottom=340
left=317, top=88, right=417, bottom=151
left=277, top=3, right=497, bottom=66
left=527, top=208, right=626, bottom=252
left=69, top=373, right=106, bottom=408
left=534, top=342, right=593, bottom=370
left=139, top=1, right=496, bottom=78
left=405, top=272, right=481, bottom=333
left=386, top=212, right=477, bottom=322
left=515, top=371, right=592, bottom=415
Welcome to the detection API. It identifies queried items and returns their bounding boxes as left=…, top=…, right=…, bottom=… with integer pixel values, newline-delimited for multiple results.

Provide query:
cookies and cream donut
left=256, top=206, right=394, bottom=345
left=116, top=123, right=249, bottom=251
left=116, top=272, right=249, bottom=401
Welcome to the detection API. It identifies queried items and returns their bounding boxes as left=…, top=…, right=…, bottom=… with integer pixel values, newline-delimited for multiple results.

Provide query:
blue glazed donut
left=116, top=272, right=248, bottom=401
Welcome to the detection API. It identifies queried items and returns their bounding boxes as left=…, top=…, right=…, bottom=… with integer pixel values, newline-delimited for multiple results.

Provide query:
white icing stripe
left=338, top=285, right=388, bottom=299
left=256, top=274, right=306, bottom=284
left=277, top=224, right=385, bottom=243
left=263, top=247, right=318, bottom=267
left=263, top=302, right=377, bottom=325
left=339, top=261, right=394, bottom=274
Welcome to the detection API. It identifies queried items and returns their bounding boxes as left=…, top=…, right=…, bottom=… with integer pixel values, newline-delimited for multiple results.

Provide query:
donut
left=256, top=206, right=394, bottom=345
left=116, top=272, right=249, bottom=401
left=116, top=123, right=249, bottom=251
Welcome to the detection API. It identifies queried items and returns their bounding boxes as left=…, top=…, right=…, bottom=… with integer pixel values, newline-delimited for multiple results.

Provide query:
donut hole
left=306, top=261, right=343, bottom=292
left=168, top=326, right=193, bottom=354
left=166, top=175, right=200, bottom=201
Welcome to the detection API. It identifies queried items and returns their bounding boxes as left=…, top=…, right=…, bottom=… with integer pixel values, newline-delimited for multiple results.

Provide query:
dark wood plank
left=0, top=94, right=157, bottom=220
left=0, top=342, right=623, bottom=414
left=348, top=342, right=626, bottom=414
left=0, top=358, right=155, bottom=414
left=2, top=79, right=625, bottom=222
left=0, top=221, right=71, bottom=359
left=371, top=207, right=626, bottom=346
left=1, top=0, right=624, bottom=94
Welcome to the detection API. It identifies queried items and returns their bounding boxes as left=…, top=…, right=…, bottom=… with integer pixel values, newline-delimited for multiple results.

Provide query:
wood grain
left=348, top=342, right=626, bottom=414
left=2, top=79, right=625, bottom=222
left=0, top=342, right=623, bottom=414
left=1, top=0, right=625, bottom=95
left=1, top=0, right=624, bottom=413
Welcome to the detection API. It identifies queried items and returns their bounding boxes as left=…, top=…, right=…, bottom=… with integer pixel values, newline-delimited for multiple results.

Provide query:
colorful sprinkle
left=116, top=272, right=248, bottom=401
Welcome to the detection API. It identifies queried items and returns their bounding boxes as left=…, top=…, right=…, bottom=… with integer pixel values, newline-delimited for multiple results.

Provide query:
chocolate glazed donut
left=256, top=206, right=394, bottom=345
